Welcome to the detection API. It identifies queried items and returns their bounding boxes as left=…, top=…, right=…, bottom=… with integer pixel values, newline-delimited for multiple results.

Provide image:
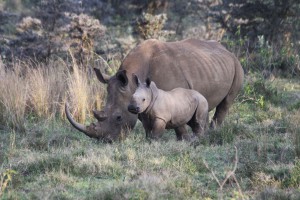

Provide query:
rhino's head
left=128, top=74, right=152, bottom=114
left=65, top=68, right=138, bottom=142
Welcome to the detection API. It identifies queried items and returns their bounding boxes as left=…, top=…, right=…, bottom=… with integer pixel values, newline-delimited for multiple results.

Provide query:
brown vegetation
left=0, top=57, right=105, bottom=131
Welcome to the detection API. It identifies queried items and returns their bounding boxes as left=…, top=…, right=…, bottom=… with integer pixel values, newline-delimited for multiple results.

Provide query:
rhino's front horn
left=65, top=103, right=98, bottom=138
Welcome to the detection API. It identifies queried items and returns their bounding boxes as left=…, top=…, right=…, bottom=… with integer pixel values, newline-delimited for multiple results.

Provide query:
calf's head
left=65, top=68, right=138, bottom=142
left=128, top=75, right=152, bottom=114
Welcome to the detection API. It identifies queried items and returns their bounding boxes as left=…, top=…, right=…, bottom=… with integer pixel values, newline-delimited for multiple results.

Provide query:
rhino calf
left=128, top=74, right=209, bottom=141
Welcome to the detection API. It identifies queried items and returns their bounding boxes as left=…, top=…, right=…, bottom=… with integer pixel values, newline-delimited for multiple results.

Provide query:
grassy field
left=1, top=64, right=300, bottom=199
left=0, top=0, right=299, bottom=199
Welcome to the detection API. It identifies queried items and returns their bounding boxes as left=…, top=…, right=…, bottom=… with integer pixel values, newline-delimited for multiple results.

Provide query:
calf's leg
left=175, top=125, right=191, bottom=141
left=141, top=119, right=151, bottom=139
left=189, top=108, right=208, bottom=138
left=150, top=118, right=166, bottom=140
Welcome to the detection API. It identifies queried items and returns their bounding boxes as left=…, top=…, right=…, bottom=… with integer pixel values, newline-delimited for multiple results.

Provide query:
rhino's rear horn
left=93, top=110, right=108, bottom=121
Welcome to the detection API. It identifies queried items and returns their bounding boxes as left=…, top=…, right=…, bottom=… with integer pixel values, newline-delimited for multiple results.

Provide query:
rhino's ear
left=133, top=74, right=139, bottom=87
left=116, top=70, right=128, bottom=87
left=146, top=77, right=151, bottom=88
left=94, top=68, right=110, bottom=84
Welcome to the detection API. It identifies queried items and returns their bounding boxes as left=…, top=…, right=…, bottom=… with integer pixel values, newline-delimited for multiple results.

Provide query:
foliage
left=238, top=73, right=281, bottom=109
left=252, top=172, right=280, bottom=189
left=1, top=0, right=299, bottom=77
left=258, top=188, right=300, bottom=200
left=0, top=169, right=17, bottom=197
left=250, top=35, right=300, bottom=77
left=290, top=159, right=300, bottom=187
left=137, top=12, right=168, bottom=40
left=136, top=0, right=176, bottom=40
left=284, top=159, right=300, bottom=188
left=211, top=0, right=300, bottom=45
left=1, top=0, right=106, bottom=63
left=223, top=26, right=300, bottom=77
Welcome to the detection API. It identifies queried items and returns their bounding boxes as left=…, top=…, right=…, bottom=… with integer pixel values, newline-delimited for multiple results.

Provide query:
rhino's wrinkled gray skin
left=128, top=75, right=209, bottom=140
left=65, top=38, right=244, bottom=142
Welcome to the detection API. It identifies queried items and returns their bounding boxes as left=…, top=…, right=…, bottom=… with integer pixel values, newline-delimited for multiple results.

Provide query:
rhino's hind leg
left=211, top=60, right=244, bottom=128
left=210, top=90, right=238, bottom=128
left=210, top=98, right=230, bottom=128
left=175, top=125, right=191, bottom=141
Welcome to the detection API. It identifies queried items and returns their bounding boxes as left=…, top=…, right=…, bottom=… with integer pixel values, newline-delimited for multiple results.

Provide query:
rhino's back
left=149, top=39, right=237, bottom=110
left=121, top=39, right=240, bottom=111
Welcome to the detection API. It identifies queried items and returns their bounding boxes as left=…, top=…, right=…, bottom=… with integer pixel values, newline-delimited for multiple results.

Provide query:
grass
left=0, top=59, right=300, bottom=199
left=0, top=61, right=28, bottom=132
left=0, top=57, right=105, bottom=129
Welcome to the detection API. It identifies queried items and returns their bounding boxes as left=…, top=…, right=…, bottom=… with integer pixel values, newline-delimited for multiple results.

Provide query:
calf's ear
left=146, top=77, right=151, bottom=87
left=132, top=74, right=139, bottom=87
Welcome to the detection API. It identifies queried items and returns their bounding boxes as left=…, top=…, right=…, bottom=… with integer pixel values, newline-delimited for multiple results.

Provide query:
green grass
left=1, top=76, right=300, bottom=199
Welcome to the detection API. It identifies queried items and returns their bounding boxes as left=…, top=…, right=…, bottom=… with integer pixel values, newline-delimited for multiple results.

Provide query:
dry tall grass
left=0, top=60, right=28, bottom=132
left=28, top=62, right=66, bottom=119
left=66, top=52, right=105, bottom=123
left=67, top=54, right=91, bottom=123
left=0, top=57, right=106, bottom=131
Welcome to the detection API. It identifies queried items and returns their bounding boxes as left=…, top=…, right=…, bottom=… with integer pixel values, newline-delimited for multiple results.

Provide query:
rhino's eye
left=116, top=116, right=122, bottom=121
left=143, top=98, right=145, bottom=102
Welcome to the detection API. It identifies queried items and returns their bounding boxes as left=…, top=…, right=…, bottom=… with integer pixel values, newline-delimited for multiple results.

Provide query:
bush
left=286, top=159, right=300, bottom=188
left=239, top=73, right=282, bottom=109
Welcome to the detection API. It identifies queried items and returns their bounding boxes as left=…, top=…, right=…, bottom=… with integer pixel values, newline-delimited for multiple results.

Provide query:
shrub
left=137, top=12, right=168, bottom=40
left=287, top=159, right=300, bottom=188
left=0, top=169, right=17, bottom=198
left=239, top=73, right=282, bottom=108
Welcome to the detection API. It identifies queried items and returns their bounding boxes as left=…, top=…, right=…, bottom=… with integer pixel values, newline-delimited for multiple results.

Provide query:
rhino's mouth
left=128, top=105, right=139, bottom=114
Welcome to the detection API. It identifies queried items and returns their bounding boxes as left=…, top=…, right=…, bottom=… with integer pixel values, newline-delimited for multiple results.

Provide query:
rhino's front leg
left=150, top=118, right=166, bottom=140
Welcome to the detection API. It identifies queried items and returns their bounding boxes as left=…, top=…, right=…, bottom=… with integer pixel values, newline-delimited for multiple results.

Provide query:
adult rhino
left=65, top=38, right=244, bottom=142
